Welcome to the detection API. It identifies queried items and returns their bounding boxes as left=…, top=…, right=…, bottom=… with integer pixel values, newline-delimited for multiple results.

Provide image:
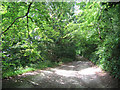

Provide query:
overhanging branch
left=28, top=17, right=33, bottom=22
left=25, top=2, right=33, bottom=16
left=2, top=2, right=33, bottom=34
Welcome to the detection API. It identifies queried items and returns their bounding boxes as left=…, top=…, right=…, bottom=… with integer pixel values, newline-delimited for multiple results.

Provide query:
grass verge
left=2, top=60, right=64, bottom=79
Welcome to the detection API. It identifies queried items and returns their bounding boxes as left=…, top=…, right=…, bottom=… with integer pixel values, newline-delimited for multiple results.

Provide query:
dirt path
left=2, top=57, right=118, bottom=88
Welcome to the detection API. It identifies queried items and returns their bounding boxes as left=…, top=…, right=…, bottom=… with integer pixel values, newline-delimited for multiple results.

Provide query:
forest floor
left=2, top=56, right=118, bottom=88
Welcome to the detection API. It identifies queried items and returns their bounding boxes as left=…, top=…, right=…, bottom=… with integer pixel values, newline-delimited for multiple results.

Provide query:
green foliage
left=2, top=2, right=76, bottom=78
left=74, top=2, right=120, bottom=79
left=2, top=2, right=120, bottom=79
left=2, top=67, right=35, bottom=78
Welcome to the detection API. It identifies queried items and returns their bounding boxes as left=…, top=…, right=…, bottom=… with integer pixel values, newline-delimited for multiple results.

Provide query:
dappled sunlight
left=22, top=72, right=39, bottom=76
left=38, top=65, right=107, bottom=88
left=3, top=61, right=118, bottom=88
left=18, top=61, right=105, bottom=81
left=68, top=65, right=75, bottom=68
left=15, top=61, right=109, bottom=88
left=19, top=71, right=40, bottom=77
left=2, top=1, right=119, bottom=88
left=78, top=67, right=102, bottom=75
left=42, top=70, right=53, bottom=74
left=52, top=69, right=77, bottom=77
left=50, top=66, right=103, bottom=77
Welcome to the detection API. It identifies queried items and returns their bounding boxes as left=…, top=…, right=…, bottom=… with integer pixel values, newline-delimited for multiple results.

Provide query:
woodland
left=1, top=1, right=120, bottom=81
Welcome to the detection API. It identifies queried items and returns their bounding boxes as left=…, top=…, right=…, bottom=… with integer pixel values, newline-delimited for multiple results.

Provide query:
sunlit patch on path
left=2, top=58, right=118, bottom=88
left=78, top=67, right=102, bottom=75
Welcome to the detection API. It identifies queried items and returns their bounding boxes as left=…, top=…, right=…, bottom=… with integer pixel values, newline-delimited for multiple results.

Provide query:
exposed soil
left=2, top=56, right=118, bottom=88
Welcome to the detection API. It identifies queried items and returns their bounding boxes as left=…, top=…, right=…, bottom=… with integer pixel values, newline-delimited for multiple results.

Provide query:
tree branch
left=2, top=2, right=33, bottom=34
left=27, top=16, right=30, bottom=39
left=28, top=17, right=33, bottom=22
left=25, top=2, right=33, bottom=16
left=2, top=16, right=25, bottom=34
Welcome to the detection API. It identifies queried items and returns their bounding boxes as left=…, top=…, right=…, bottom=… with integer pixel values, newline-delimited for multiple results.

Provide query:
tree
left=2, top=1, right=120, bottom=79
left=2, top=2, right=76, bottom=72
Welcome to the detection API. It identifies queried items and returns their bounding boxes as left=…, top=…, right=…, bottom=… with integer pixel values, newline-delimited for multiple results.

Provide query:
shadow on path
left=2, top=56, right=118, bottom=88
